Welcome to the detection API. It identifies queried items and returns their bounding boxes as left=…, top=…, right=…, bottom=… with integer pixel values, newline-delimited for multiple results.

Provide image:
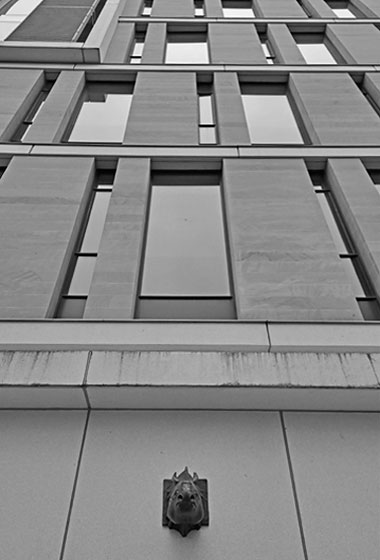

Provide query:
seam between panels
left=59, top=408, right=91, bottom=560
left=280, top=411, right=309, bottom=560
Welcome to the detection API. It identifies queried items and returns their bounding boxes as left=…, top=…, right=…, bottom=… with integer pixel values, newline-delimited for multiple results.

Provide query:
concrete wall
left=151, top=0, right=194, bottom=17
left=0, top=69, right=44, bottom=141
left=142, top=23, right=166, bottom=63
left=300, top=0, right=335, bottom=17
left=124, top=72, right=198, bottom=145
left=24, top=71, right=85, bottom=143
left=1, top=408, right=378, bottom=560
left=214, top=72, right=251, bottom=145
left=268, top=24, right=306, bottom=64
left=104, top=22, right=135, bottom=63
left=121, top=0, right=142, bottom=16
left=289, top=73, right=380, bottom=145
left=254, top=0, right=307, bottom=17
left=327, top=24, right=380, bottom=65
left=7, top=0, right=98, bottom=41
left=351, top=0, right=380, bottom=17
left=224, top=158, right=362, bottom=320
left=85, top=158, right=149, bottom=319
left=209, top=23, right=267, bottom=64
left=204, top=0, right=223, bottom=17
left=0, top=156, right=95, bottom=318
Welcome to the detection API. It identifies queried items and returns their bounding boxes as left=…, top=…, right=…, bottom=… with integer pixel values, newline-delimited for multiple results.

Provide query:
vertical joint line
left=83, top=351, right=92, bottom=409
left=280, top=412, right=309, bottom=560
left=265, top=321, right=272, bottom=352
left=59, top=409, right=91, bottom=560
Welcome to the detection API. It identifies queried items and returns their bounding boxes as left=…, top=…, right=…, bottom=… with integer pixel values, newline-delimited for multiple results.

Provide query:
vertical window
left=198, top=84, right=217, bottom=144
left=241, top=84, right=305, bottom=144
left=165, top=33, right=209, bottom=64
left=295, top=35, right=337, bottom=64
left=67, top=83, right=133, bottom=143
left=129, top=32, right=145, bottom=63
left=194, top=0, right=204, bottom=16
left=56, top=172, right=114, bottom=318
left=261, top=38, right=276, bottom=64
left=222, top=1, right=255, bottom=17
left=311, top=173, right=380, bottom=320
left=141, top=0, right=153, bottom=16
left=0, top=0, right=44, bottom=40
left=136, top=172, right=235, bottom=319
left=12, top=82, right=52, bottom=142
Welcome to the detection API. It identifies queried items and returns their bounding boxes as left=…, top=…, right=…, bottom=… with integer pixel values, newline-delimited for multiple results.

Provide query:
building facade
left=0, top=0, right=379, bottom=558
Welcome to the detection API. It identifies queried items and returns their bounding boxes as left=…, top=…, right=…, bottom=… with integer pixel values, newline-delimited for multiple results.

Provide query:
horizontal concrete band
left=0, top=321, right=379, bottom=352
left=0, top=349, right=379, bottom=410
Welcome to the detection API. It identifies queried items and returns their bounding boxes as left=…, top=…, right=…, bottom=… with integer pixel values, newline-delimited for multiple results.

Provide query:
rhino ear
left=172, top=472, right=179, bottom=482
left=193, top=472, right=199, bottom=482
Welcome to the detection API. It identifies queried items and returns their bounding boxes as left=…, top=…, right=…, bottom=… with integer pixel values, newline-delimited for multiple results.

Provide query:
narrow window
left=325, top=1, right=357, bottom=17
left=295, top=35, right=337, bottom=64
left=311, top=173, right=380, bottom=320
left=141, top=0, right=153, bottom=16
left=241, top=84, right=304, bottom=144
left=129, top=32, right=145, bottom=63
left=222, top=1, right=255, bottom=17
left=261, top=39, right=276, bottom=64
left=67, top=82, right=133, bottom=143
left=0, top=0, right=44, bottom=40
left=12, top=82, right=52, bottom=142
left=136, top=172, right=235, bottom=319
left=165, top=32, right=209, bottom=64
left=56, top=172, right=114, bottom=318
left=198, top=84, right=217, bottom=144
left=194, top=0, right=204, bottom=16
left=367, top=170, right=380, bottom=195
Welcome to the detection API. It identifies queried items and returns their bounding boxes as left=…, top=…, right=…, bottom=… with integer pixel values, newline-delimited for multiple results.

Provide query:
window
left=311, top=172, right=380, bottom=320
left=141, top=0, right=153, bottom=16
left=129, top=32, right=145, bottom=63
left=222, top=1, right=255, bottom=17
left=165, top=33, right=209, bottom=64
left=367, top=170, right=380, bottom=195
left=261, top=39, right=276, bottom=64
left=56, top=172, right=114, bottom=318
left=136, top=172, right=235, bottom=319
left=198, top=84, right=217, bottom=144
left=12, top=82, right=52, bottom=142
left=194, top=0, right=204, bottom=16
left=295, top=36, right=337, bottom=64
left=67, top=83, right=133, bottom=143
left=325, top=1, right=357, bottom=17
left=0, top=0, right=44, bottom=40
left=241, top=84, right=305, bottom=144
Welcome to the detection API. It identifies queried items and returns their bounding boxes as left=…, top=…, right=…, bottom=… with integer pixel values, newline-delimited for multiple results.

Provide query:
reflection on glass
left=298, top=43, right=336, bottom=64
left=199, top=95, right=214, bottom=124
left=194, top=0, right=204, bottom=16
left=199, top=127, right=216, bottom=143
left=80, top=191, right=111, bottom=252
left=68, top=256, right=97, bottom=295
left=261, top=41, right=275, bottom=64
left=242, top=94, right=304, bottom=144
left=332, top=8, right=355, bottom=17
left=0, top=0, right=44, bottom=39
left=141, top=186, right=230, bottom=296
left=68, top=93, right=132, bottom=142
left=130, top=36, right=145, bottom=63
left=165, top=35, right=209, bottom=64
left=222, top=8, right=255, bottom=17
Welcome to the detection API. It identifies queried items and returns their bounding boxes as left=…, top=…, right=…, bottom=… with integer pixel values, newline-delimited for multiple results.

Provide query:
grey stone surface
left=204, top=0, right=223, bottom=17
left=142, top=23, right=166, bottom=64
left=268, top=24, right=306, bottom=64
left=254, top=0, right=307, bottom=17
left=352, top=0, right=380, bottom=17
left=327, top=24, right=380, bottom=64
left=0, top=156, right=95, bottom=318
left=151, top=0, right=194, bottom=16
left=104, top=22, right=134, bottom=63
left=124, top=72, right=198, bottom=145
left=85, top=158, right=149, bottom=318
left=209, top=23, right=267, bottom=64
left=289, top=72, right=380, bottom=145
left=0, top=68, right=44, bottom=141
left=121, top=0, right=142, bottom=16
left=24, top=70, right=85, bottom=143
left=214, top=72, right=251, bottom=145
left=300, top=0, right=335, bottom=17
left=224, top=158, right=362, bottom=320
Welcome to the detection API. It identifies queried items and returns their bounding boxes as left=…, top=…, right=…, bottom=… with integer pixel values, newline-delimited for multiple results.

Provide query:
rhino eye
left=178, top=494, right=183, bottom=500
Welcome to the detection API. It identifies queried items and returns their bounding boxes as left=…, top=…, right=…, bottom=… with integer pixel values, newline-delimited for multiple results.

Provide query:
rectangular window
left=56, top=172, right=114, bottom=318
left=261, top=39, right=276, bottom=64
left=367, top=170, right=380, bottom=195
left=198, top=84, right=217, bottom=144
left=129, top=32, right=145, bottom=63
left=67, top=83, right=133, bottom=143
left=325, top=1, right=358, bottom=17
left=194, top=0, right=204, bottom=16
left=165, top=33, right=209, bottom=64
left=141, top=0, right=153, bottom=16
left=295, top=35, right=337, bottom=64
left=12, top=82, right=52, bottom=142
left=136, top=172, right=235, bottom=319
left=241, top=84, right=304, bottom=144
left=222, top=1, right=255, bottom=17
left=311, top=172, right=380, bottom=320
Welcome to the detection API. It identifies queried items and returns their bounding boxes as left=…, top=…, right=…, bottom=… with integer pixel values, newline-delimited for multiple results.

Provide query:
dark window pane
left=80, top=191, right=111, bottom=253
left=57, top=297, right=86, bottom=319
left=137, top=298, right=235, bottom=319
left=68, top=256, right=97, bottom=295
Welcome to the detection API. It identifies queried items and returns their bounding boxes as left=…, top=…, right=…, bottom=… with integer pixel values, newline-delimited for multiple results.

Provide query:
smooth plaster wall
left=0, top=156, right=95, bottom=318
left=289, top=73, right=380, bottom=145
left=254, top=0, right=307, bottom=17
left=85, top=158, right=149, bottom=319
left=124, top=72, right=199, bottom=145
left=327, top=24, right=380, bottom=64
left=8, top=0, right=98, bottom=41
left=209, top=23, right=267, bottom=64
left=224, top=158, right=362, bottom=320
left=0, top=68, right=44, bottom=141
